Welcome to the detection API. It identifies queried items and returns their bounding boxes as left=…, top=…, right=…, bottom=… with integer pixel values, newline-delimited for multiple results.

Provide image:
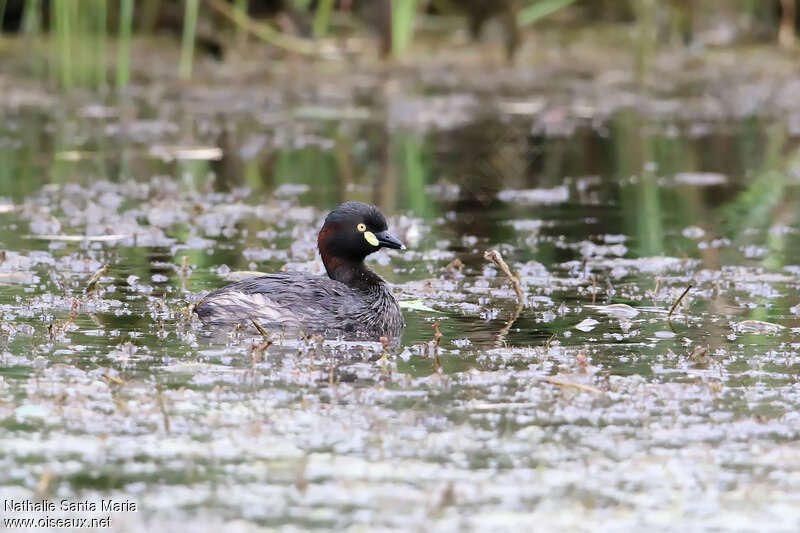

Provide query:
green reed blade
left=94, top=0, right=108, bottom=88
left=74, top=1, right=88, bottom=87
left=0, top=0, right=7, bottom=34
left=313, top=0, right=334, bottom=38
left=117, top=0, right=134, bottom=88
left=53, top=0, right=73, bottom=88
left=391, top=0, right=417, bottom=56
left=517, top=0, right=576, bottom=27
left=234, top=0, right=246, bottom=43
left=21, top=0, right=44, bottom=77
left=141, top=0, right=162, bottom=34
left=22, top=0, right=40, bottom=35
left=179, top=0, right=199, bottom=80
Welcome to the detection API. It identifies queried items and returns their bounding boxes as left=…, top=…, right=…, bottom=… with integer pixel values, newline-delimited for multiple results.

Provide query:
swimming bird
left=194, top=201, right=405, bottom=340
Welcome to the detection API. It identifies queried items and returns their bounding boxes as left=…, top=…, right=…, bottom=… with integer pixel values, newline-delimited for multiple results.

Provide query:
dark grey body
left=194, top=272, right=404, bottom=340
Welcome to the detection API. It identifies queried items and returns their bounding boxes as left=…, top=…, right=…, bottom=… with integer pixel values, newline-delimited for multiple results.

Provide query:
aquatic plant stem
left=668, top=284, right=692, bottom=318
left=484, top=250, right=525, bottom=305
left=179, top=0, right=199, bottom=80
left=233, top=0, right=247, bottom=45
left=250, top=336, right=273, bottom=364
left=52, top=0, right=73, bottom=89
left=102, top=373, right=125, bottom=385
left=22, top=0, right=40, bottom=35
left=116, top=0, right=134, bottom=88
left=432, top=322, right=442, bottom=371
left=203, top=0, right=318, bottom=56
left=485, top=250, right=525, bottom=346
left=35, top=471, right=54, bottom=500
left=313, top=0, right=334, bottom=38
left=779, top=0, right=796, bottom=47
left=73, top=1, right=87, bottom=86
left=540, top=377, right=602, bottom=394
left=180, top=256, right=191, bottom=277
left=20, top=0, right=44, bottom=77
left=495, top=303, right=522, bottom=347
left=517, top=0, right=577, bottom=27
left=391, top=0, right=417, bottom=56
left=94, top=0, right=108, bottom=88
left=634, top=0, right=657, bottom=80
left=156, top=386, right=171, bottom=434
left=141, top=0, right=162, bottom=34
left=85, top=264, right=108, bottom=295
left=380, top=336, right=390, bottom=375
left=250, top=319, right=269, bottom=338
left=0, top=0, right=7, bottom=34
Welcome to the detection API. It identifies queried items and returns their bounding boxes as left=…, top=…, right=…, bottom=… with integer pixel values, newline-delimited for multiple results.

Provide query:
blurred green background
left=1, top=0, right=799, bottom=89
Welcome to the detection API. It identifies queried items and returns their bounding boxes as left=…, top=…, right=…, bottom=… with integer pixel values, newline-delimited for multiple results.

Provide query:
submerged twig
left=495, top=302, right=523, bottom=347
left=156, top=387, right=170, bottom=435
left=180, top=256, right=192, bottom=278
left=84, top=264, right=108, bottom=295
left=688, top=345, right=709, bottom=361
left=250, top=319, right=269, bottom=338
left=668, top=284, right=692, bottom=319
left=443, top=258, right=464, bottom=278
left=295, top=455, right=310, bottom=494
left=35, top=470, right=55, bottom=500
left=483, top=250, right=525, bottom=306
left=432, top=322, right=443, bottom=371
left=203, top=0, right=318, bottom=55
left=181, top=303, right=197, bottom=321
left=540, top=377, right=602, bottom=394
left=484, top=250, right=526, bottom=346
left=543, top=333, right=556, bottom=351
left=250, top=334, right=273, bottom=364
left=102, top=373, right=125, bottom=386
left=379, top=336, right=390, bottom=377
left=433, top=322, right=443, bottom=347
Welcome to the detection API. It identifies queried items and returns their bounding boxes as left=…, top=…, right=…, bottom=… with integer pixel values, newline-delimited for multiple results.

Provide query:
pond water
left=1, top=74, right=799, bottom=531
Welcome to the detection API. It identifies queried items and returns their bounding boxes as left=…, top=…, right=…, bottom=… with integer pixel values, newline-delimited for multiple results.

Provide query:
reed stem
left=517, top=0, right=576, bottom=27
left=391, top=0, right=417, bottom=56
left=204, top=0, right=317, bottom=55
left=179, top=0, right=200, bottom=80
left=52, top=0, right=73, bottom=89
left=313, top=0, right=334, bottom=38
left=234, top=0, right=247, bottom=45
left=117, top=0, right=134, bottom=88
left=0, top=0, right=7, bottom=34
left=92, top=0, right=108, bottom=88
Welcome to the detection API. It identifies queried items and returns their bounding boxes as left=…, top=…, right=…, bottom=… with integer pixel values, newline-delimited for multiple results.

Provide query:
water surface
left=1, top=78, right=799, bottom=531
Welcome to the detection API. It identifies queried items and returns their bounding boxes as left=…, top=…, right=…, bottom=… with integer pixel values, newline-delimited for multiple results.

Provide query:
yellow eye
left=357, top=223, right=366, bottom=232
